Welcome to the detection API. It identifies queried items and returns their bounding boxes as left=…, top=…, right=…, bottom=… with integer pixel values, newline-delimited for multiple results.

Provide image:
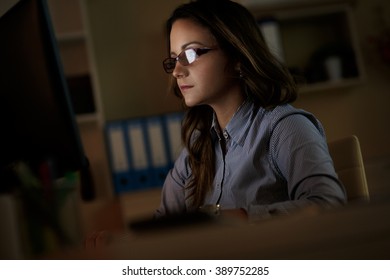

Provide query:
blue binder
left=125, top=118, right=153, bottom=190
left=145, top=116, right=171, bottom=187
left=105, top=121, right=133, bottom=193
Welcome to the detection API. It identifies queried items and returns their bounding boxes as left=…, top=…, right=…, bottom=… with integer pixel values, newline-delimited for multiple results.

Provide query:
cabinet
left=47, top=0, right=98, bottom=123
left=248, top=1, right=364, bottom=93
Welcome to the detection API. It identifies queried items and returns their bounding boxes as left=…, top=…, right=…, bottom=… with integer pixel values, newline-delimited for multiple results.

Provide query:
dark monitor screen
left=0, top=0, right=88, bottom=185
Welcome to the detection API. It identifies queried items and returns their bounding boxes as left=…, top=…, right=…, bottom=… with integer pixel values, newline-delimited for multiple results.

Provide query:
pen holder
left=19, top=179, right=82, bottom=257
left=5, top=162, right=83, bottom=258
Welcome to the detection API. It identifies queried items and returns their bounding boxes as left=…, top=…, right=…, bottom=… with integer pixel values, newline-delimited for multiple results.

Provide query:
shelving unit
left=47, top=0, right=98, bottom=123
left=47, top=0, right=112, bottom=198
left=249, top=1, right=365, bottom=93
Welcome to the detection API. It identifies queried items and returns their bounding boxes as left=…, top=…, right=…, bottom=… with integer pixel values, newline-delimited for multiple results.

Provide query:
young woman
left=156, top=0, right=346, bottom=222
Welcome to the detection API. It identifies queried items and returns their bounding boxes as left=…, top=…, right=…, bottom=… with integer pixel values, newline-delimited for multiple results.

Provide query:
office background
left=1, top=0, right=389, bottom=201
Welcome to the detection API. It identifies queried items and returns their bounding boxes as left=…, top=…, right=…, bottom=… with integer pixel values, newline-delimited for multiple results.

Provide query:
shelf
left=76, top=113, right=99, bottom=124
left=56, top=31, right=85, bottom=42
left=48, top=0, right=98, bottom=119
left=251, top=2, right=364, bottom=93
left=298, top=77, right=363, bottom=93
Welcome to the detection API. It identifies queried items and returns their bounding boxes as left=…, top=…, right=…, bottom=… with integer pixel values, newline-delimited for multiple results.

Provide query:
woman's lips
left=180, top=85, right=193, bottom=91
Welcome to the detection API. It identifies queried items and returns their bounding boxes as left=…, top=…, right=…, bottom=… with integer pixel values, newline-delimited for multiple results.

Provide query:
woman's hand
left=84, top=230, right=112, bottom=249
left=220, top=208, right=248, bottom=220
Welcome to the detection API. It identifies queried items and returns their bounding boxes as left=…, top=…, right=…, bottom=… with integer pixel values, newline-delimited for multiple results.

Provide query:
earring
left=235, top=63, right=244, bottom=79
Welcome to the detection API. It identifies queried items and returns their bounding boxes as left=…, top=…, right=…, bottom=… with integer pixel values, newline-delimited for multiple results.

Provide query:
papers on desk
left=105, top=112, right=184, bottom=193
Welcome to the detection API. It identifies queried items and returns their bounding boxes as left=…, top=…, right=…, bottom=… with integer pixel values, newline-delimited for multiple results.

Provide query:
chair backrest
left=327, top=135, right=369, bottom=201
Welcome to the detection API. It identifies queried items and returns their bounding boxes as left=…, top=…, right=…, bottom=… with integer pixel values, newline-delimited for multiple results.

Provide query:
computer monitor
left=0, top=0, right=93, bottom=199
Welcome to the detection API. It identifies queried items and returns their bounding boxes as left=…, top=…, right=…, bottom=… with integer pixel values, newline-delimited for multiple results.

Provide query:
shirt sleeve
left=247, top=113, right=347, bottom=221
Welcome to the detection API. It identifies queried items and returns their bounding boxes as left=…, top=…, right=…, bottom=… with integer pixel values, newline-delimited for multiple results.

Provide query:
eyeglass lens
left=163, top=48, right=212, bottom=73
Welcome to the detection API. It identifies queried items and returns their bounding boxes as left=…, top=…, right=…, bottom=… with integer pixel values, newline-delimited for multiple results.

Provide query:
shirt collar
left=210, top=100, right=255, bottom=146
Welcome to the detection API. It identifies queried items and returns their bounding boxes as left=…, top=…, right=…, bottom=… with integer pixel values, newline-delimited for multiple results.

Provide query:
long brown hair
left=165, top=0, right=297, bottom=208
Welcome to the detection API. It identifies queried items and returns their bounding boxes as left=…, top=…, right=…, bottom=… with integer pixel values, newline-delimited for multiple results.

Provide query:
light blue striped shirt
left=156, top=101, right=346, bottom=221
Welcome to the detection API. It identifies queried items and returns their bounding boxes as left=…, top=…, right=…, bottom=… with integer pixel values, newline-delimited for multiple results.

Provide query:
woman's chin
left=183, top=99, right=199, bottom=108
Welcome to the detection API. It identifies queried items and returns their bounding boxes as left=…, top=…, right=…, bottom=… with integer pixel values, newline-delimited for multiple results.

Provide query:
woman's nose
left=172, top=62, right=188, bottom=78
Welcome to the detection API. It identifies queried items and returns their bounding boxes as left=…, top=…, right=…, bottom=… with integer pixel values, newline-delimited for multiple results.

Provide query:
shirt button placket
left=223, top=130, right=229, bottom=140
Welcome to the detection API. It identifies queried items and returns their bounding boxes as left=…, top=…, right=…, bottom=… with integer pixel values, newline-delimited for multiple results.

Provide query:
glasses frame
left=162, top=47, right=215, bottom=73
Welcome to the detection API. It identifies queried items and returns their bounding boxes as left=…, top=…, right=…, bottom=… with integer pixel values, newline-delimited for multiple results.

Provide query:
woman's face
left=169, top=19, right=240, bottom=108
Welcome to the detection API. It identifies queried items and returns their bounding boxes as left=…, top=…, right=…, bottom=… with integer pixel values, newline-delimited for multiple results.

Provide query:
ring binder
left=105, top=112, right=184, bottom=194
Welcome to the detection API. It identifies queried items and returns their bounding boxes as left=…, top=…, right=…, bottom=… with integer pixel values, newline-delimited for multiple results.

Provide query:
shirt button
left=223, top=131, right=229, bottom=139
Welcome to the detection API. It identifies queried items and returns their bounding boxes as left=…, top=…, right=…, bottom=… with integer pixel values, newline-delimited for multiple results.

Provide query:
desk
left=64, top=197, right=390, bottom=259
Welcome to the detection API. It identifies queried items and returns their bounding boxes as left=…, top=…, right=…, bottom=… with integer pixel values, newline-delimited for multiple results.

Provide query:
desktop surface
left=52, top=196, right=390, bottom=260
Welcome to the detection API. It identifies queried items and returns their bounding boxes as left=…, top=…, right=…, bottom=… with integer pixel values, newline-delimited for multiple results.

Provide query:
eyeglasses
left=162, top=47, right=215, bottom=73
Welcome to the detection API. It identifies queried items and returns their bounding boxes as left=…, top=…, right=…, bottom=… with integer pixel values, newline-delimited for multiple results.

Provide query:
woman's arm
left=247, top=114, right=346, bottom=221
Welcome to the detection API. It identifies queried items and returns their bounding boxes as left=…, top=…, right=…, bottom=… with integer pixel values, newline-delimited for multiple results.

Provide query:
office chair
left=327, top=135, right=370, bottom=201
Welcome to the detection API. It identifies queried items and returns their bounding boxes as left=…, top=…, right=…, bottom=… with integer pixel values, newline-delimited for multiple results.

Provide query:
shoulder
left=262, top=104, right=325, bottom=136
